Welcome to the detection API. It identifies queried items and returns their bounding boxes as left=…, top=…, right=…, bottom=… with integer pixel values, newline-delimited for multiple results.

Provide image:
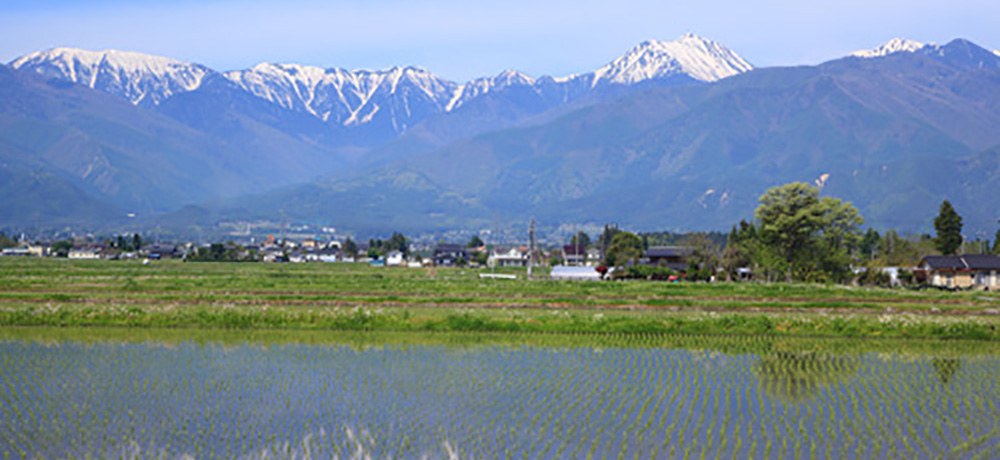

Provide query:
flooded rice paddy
left=1, top=328, right=999, bottom=459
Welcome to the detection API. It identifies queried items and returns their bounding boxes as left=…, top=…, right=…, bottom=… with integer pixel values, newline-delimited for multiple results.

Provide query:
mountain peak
left=923, top=38, right=1000, bottom=71
left=10, top=47, right=211, bottom=106
left=591, top=34, right=753, bottom=86
left=850, top=38, right=926, bottom=58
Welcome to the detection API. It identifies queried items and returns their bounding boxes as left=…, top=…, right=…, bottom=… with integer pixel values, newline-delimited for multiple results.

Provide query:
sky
left=2, top=0, right=999, bottom=82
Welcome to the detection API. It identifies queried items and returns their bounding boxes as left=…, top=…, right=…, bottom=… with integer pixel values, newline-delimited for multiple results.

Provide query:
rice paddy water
left=1, top=328, right=998, bottom=459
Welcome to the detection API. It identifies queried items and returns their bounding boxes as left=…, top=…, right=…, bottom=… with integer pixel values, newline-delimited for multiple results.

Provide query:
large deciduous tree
left=755, top=182, right=863, bottom=282
left=933, top=200, right=963, bottom=255
left=603, top=232, right=643, bottom=268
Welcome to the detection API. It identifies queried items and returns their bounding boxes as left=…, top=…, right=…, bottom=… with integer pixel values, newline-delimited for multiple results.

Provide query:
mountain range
left=2, top=35, right=999, bottom=236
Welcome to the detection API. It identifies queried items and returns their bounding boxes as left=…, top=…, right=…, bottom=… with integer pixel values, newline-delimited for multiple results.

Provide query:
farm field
left=1, top=259, right=999, bottom=339
left=1, top=327, right=999, bottom=459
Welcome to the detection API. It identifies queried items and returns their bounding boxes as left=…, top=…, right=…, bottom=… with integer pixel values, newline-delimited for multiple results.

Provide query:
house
left=562, top=245, right=589, bottom=266
left=645, top=246, right=693, bottom=271
left=917, top=254, right=1000, bottom=289
left=68, top=249, right=101, bottom=260
left=562, top=246, right=603, bottom=267
left=1, top=247, right=30, bottom=257
left=386, top=250, right=406, bottom=267
left=143, top=245, right=179, bottom=260
left=490, top=247, right=530, bottom=268
left=27, top=245, right=49, bottom=257
left=432, top=243, right=468, bottom=266
left=316, top=248, right=340, bottom=263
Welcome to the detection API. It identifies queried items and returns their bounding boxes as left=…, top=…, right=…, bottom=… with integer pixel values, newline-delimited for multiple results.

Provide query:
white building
left=68, top=249, right=101, bottom=260
left=386, top=250, right=406, bottom=267
left=551, top=266, right=603, bottom=281
left=489, top=247, right=530, bottom=268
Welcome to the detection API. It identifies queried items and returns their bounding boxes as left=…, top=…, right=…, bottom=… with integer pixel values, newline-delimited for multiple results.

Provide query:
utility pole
left=280, top=210, right=288, bottom=246
left=527, top=217, right=535, bottom=280
left=575, top=226, right=582, bottom=267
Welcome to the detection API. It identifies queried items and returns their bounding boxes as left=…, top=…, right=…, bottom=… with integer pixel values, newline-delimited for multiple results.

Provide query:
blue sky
left=2, top=0, right=999, bottom=81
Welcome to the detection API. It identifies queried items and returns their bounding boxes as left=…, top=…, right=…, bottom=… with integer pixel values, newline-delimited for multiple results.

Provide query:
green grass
left=0, top=258, right=998, bottom=339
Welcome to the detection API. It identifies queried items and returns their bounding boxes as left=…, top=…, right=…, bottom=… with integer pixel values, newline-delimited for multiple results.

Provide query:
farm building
left=917, top=254, right=1000, bottom=289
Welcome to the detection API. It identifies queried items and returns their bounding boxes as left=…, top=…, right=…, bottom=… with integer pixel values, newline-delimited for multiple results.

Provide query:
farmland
left=2, top=327, right=999, bottom=459
left=1, top=258, right=999, bottom=339
left=2, top=259, right=1000, bottom=458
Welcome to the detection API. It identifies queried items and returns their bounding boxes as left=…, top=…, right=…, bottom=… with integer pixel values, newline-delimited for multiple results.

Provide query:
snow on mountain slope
left=9, top=35, right=752, bottom=135
left=588, top=33, right=753, bottom=86
left=446, top=70, right=536, bottom=110
left=851, top=38, right=926, bottom=58
left=225, top=64, right=459, bottom=128
left=10, top=48, right=212, bottom=107
left=220, top=34, right=751, bottom=131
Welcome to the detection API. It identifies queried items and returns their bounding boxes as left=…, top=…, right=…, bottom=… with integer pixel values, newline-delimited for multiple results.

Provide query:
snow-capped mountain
left=10, top=48, right=213, bottom=107
left=446, top=70, right=536, bottom=110
left=224, top=64, right=459, bottom=130
left=9, top=34, right=752, bottom=136
left=851, top=38, right=926, bottom=58
left=221, top=33, right=752, bottom=133
left=588, top=33, right=753, bottom=86
left=849, top=38, right=1000, bottom=73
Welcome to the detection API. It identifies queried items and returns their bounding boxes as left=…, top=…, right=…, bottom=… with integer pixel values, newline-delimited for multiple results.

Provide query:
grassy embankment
left=0, top=258, right=998, bottom=340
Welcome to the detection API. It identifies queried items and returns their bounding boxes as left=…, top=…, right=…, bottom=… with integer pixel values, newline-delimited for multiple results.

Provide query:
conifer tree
left=933, top=200, right=963, bottom=255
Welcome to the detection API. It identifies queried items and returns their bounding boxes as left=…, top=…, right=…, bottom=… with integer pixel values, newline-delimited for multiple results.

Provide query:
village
left=3, top=228, right=999, bottom=290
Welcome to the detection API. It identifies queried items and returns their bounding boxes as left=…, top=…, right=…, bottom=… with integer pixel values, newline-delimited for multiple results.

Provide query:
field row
left=2, top=331, right=999, bottom=459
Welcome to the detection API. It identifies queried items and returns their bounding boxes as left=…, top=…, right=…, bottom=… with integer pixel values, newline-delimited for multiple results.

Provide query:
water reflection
left=1, top=328, right=999, bottom=460
left=755, top=349, right=860, bottom=403
left=932, top=357, right=962, bottom=385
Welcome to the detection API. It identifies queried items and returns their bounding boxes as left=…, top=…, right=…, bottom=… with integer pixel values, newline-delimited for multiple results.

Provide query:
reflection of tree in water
left=931, top=358, right=962, bottom=385
left=755, top=347, right=860, bottom=404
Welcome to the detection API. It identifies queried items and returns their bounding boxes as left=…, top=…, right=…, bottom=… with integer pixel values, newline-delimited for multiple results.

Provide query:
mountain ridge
left=236, top=38, right=1000, bottom=234
left=4, top=37, right=1000, bottom=235
left=10, top=34, right=753, bottom=139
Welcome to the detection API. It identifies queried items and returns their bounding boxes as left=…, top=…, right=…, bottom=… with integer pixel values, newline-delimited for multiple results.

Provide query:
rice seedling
left=1, top=328, right=1000, bottom=458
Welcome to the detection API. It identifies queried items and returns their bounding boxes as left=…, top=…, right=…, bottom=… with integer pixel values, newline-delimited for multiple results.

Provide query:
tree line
left=590, top=183, right=999, bottom=283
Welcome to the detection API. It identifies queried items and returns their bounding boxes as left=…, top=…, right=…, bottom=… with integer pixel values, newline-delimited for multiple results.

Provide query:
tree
left=603, top=232, right=643, bottom=268
left=933, top=200, right=963, bottom=255
left=722, top=224, right=751, bottom=280
left=132, top=233, right=143, bottom=251
left=879, top=229, right=921, bottom=266
left=387, top=232, right=409, bottom=256
left=342, top=238, right=358, bottom=258
left=597, top=224, right=621, bottom=257
left=681, top=232, right=720, bottom=274
left=568, top=231, right=591, bottom=249
left=51, top=240, right=74, bottom=257
left=993, top=229, right=1000, bottom=255
left=467, top=235, right=485, bottom=248
left=755, top=182, right=863, bottom=282
left=859, top=228, right=880, bottom=260
left=0, top=233, right=16, bottom=249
